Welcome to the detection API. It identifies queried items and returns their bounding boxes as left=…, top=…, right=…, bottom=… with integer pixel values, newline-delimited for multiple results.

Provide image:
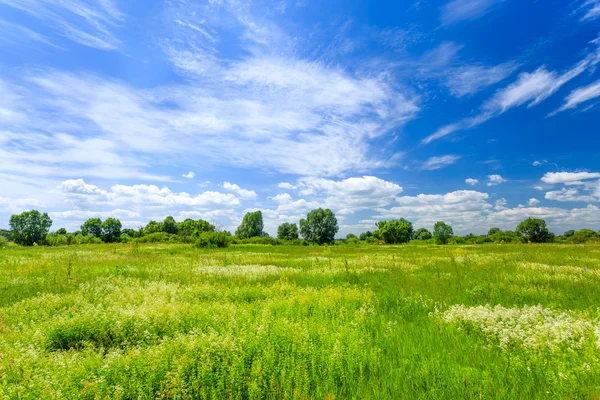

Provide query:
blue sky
left=1, top=0, right=600, bottom=236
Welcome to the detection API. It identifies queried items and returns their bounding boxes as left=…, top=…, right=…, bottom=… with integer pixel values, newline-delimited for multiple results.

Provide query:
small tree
left=563, top=230, right=575, bottom=238
left=163, top=216, right=178, bottom=234
left=9, top=210, right=53, bottom=246
left=236, top=211, right=264, bottom=238
left=413, top=228, right=432, bottom=240
left=277, top=222, right=299, bottom=240
left=376, top=219, right=413, bottom=244
left=300, top=208, right=338, bottom=245
left=433, top=221, right=453, bottom=245
left=359, top=231, right=373, bottom=241
left=81, top=218, right=103, bottom=238
left=570, top=228, right=598, bottom=243
left=102, top=218, right=122, bottom=243
left=516, top=218, right=553, bottom=243
left=144, top=220, right=163, bottom=235
left=487, top=227, right=501, bottom=236
left=56, top=228, right=67, bottom=235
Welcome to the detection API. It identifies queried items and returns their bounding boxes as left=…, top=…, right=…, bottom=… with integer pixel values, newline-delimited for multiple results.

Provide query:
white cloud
left=465, top=178, right=479, bottom=185
left=182, top=171, right=195, bottom=179
left=532, top=160, right=547, bottom=166
left=545, top=188, right=596, bottom=202
left=440, top=0, right=505, bottom=26
left=278, top=182, right=298, bottom=190
left=0, top=0, right=123, bottom=50
left=421, top=155, right=461, bottom=170
left=487, top=174, right=507, bottom=186
left=552, top=79, right=600, bottom=114
left=271, top=193, right=292, bottom=204
left=222, top=182, right=257, bottom=199
left=424, top=46, right=600, bottom=143
left=528, top=198, right=540, bottom=206
left=581, top=0, right=600, bottom=20
left=541, top=171, right=600, bottom=184
left=444, top=62, right=516, bottom=97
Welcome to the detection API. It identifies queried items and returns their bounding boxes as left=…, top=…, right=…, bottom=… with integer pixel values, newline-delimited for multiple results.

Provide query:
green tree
left=516, top=218, right=554, bottom=243
left=144, top=220, right=163, bottom=235
left=236, top=211, right=264, bottom=238
left=163, top=216, right=178, bottom=234
left=489, top=230, right=520, bottom=243
left=376, top=219, right=413, bottom=244
left=56, top=228, right=67, bottom=235
left=346, top=233, right=358, bottom=240
left=563, top=230, right=575, bottom=238
left=413, top=228, right=432, bottom=240
left=359, top=231, right=373, bottom=241
left=487, top=227, right=501, bottom=236
left=277, top=222, right=299, bottom=240
left=81, top=218, right=103, bottom=238
left=433, top=221, right=453, bottom=245
left=570, top=228, right=598, bottom=243
left=102, top=218, right=122, bottom=243
left=299, top=208, right=338, bottom=245
left=9, top=210, right=52, bottom=246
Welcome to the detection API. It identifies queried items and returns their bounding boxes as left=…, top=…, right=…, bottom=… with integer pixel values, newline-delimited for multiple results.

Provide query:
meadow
left=1, top=242, right=600, bottom=399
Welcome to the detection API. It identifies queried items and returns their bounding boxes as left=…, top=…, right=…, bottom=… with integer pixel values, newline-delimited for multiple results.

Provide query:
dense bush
left=0, top=236, right=7, bottom=247
left=195, top=231, right=231, bottom=248
left=133, top=232, right=180, bottom=244
left=376, top=219, right=413, bottom=244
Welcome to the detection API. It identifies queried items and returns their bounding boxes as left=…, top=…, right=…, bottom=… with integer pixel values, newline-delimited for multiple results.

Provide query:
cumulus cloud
left=182, top=171, right=195, bottom=179
left=541, top=171, right=600, bottom=184
left=222, top=182, right=257, bottom=199
left=278, top=182, right=298, bottom=190
left=528, top=198, right=540, bottom=206
left=487, top=174, right=507, bottom=186
left=271, top=193, right=293, bottom=204
left=465, top=178, right=479, bottom=185
left=545, top=188, right=596, bottom=202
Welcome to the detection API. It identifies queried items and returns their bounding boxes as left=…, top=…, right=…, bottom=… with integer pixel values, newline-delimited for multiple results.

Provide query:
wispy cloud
left=440, top=0, right=505, bottom=26
left=550, top=79, right=600, bottom=115
left=0, top=0, right=124, bottom=50
left=424, top=45, right=600, bottom=143
left=182, top=172, right=195, bottom=179
left=421, top=155, right=461, bottom=170
left=580, top=0, right=600, bottom=21
left=444, top=62, right=517, bottom=97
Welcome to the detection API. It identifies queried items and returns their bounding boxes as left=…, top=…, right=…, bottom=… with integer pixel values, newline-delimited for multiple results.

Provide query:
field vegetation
left=1, top=242, right=600, bottom=398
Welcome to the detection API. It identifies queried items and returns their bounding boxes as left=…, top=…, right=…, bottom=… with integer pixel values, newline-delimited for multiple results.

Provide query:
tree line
left=1, top=208, right=599, bottom=248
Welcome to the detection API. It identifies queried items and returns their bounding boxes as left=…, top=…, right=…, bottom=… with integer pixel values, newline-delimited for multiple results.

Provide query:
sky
left=1, top=0, right=600, bottom=237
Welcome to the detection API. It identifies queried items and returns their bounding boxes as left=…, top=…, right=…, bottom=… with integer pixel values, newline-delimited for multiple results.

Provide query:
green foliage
left=133, top=232, right=180, bottom=244
left=359, top=231, right=373, bottom=241
left=277, top=222, right=299, bottom=240
left=194, top=231, right=231, bottom=248
left=9, top=210, right=53, bottom=246
left=144, top=220, right=164, bottom=235
left=236, top=211, right=264, bottom=238
left=413, top=228, right=432, bottom=241
left=81, top=218, right=103, bottom=238
left=56, top=228, right=67, bottom=235
left=516, top=218, right=554, bottom=243
left=163, top=216, right=178, bottom=234
left=0, top=236, right=7, bottom=247
left=487, top=227, right=501, bottom=236
left=102, top=218, right=122, bottom=243
left=489, top=230, right=521, bottom=243
left=299, top=208, right=339, bottom=245
left=569, top=228, right=598, bottom=243
left=433, top=221, right=453, bottom=245
left=563, top=230, right=575, bottom=238
left=376, top=219, right=413, bottom=244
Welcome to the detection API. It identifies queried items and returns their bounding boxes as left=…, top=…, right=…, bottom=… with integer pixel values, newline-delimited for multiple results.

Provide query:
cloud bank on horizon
left=1, top=0, right=600, bottom=236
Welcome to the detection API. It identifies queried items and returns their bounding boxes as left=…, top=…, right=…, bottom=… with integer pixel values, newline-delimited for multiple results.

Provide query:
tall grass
left=1, top=243, right=600, bottom=398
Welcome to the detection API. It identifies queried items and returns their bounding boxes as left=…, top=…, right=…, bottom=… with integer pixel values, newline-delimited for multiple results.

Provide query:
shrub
left=133, top=232, right=180, bottom=244
left=0, top=236, right=7, bottom=247
left=195, top=231, right=231, bottom=248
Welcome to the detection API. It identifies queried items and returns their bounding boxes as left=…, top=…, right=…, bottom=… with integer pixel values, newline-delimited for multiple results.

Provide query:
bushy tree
left=236, top=211, right=264, bottom=238
left=81, top=218, right=103, bottom=238
left=376, top=219, right=413, bottom=244
left=413, top=228, right=432, bottom=240
left=570, top=228, right=598, bottom=243
left=102, top=218, right=122, bottom=243
left=163, top=216, right=178, bottom=234
left=346, top=233, right=358, bottom=240
left=195, top=231, right=231, bottom=248
left=516, top=218, right=554, bottom=243
left=433, top=221, right=453, bottom=245
left=359, top=231, right=373, bottom=241
left=9, top=210, right=52, bottom=246
left=489, top=230, right=521, bottom=243
left=56, top=228, right=67, bottom=235
left=144, top=220, right=163, bottom=235
left=487, top=227, right=501, bottom=236
left=563, top=230, right=575, bottom=238
left=277, top=222, right=299, bottom=240
left=300, top=208, right=338, bottom=245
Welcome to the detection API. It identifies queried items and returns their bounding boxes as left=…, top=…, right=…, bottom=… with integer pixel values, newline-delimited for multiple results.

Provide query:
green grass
left=1, top=243, right=600, bottom=399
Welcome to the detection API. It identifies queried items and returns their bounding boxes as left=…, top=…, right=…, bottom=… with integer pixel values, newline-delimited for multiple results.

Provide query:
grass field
left=1, top=243, right=600, bottom=399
